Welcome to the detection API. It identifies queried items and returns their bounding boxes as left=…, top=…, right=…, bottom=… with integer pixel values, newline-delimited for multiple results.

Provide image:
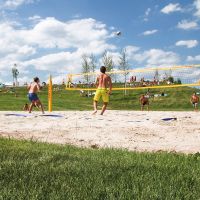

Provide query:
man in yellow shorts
left=93, top=66, right=112, bottom=115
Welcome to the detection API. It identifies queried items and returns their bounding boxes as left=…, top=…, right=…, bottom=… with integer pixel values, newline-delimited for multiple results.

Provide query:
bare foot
left=92, top=110, right=97, bottom=115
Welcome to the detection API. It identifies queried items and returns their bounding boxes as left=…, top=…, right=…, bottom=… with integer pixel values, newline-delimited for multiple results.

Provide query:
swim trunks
left=94, top=88, right=109, bottom=103
left=141, top=100, right=149, bottom=106
left=192, top=102, right=198, bottom=107
left=28, top=93, right=39, bottom=102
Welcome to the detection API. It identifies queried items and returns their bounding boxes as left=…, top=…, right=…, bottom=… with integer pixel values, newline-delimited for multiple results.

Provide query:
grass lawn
left=0, top=85, right=199, bottom=111
left=0, top=138, right=200, bottom=199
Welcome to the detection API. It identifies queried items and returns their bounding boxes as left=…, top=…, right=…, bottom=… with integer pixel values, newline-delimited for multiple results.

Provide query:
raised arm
left=36, top=82, right=42, bottom=91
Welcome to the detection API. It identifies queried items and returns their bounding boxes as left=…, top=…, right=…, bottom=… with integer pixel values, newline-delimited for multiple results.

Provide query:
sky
left=0, top=0, right=200, bottom=84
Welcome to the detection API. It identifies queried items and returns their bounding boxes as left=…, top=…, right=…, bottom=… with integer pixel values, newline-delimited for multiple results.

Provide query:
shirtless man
left=139, top=94, right=149, bottom=111
left=93, top=66, right=112, bottom=115
left=190, top=92, right=199, bottom=111
left=27, top=77, right=44, bottom=114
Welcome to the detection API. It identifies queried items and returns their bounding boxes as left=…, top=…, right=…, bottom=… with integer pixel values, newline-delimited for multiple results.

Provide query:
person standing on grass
left=27, top=77, right=44, bottom=114
left=93, top=66, right=112, bottom=115
left=139, top=94, right=149, bottom=111
left=190, top=92, right=199, bottom=111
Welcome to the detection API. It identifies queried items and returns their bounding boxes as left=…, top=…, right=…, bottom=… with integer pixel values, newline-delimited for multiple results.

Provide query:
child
left=23, top=103, right=29, bottom=111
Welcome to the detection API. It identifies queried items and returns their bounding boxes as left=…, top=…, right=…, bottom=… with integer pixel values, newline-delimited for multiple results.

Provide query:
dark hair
left=34, top=77, right=39, bottom=82
left=100, top=66, right=106, bottom=73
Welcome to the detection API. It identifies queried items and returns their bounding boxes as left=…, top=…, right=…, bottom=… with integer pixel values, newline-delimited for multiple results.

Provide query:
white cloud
left=187, top=55, right=200, bottom=62
left=125, top=45, right=140, bottom=58
left=19, top=17, right=111, bottom=49
left=22, top=51, right=82, bottom=73
left=52, top=74, right=67, bottom=84
left=177, top=20, right=198, bottom=30
left=0, top=17, right=117, bottom=84
left=28, top=15, right=41, bottom=22
left=145, top=8, right=151, bottom=16
left=176, top=40, right=198, bottom=48
left=142, top=29, right=158, bottom=36
left=131, top=49, right=180, bottom=68
left=0, top=0, right=36, bottom=10
left=161, top=3, right=182, bottom=14
left=194, top=0, right=200, bottom=18
left=72, top=14, right=81, bottom=19
left=144, top=8, right=151, bottom=21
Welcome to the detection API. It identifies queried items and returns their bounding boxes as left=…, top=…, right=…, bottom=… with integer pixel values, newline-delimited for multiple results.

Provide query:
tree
left=12, top=64, right=19, bottom=86
left=102, top=50, right=114, bottom=73
left=177, top=78, right=182, bottom=84
left=154, top=69, right=159, bottom=81
left=89, top=54, right=97, bottom=82
left=118, top=48, right=129, bottom=95
left=168, top=76, right=174, bottom=83
left=81, top=54, right=91, bottom=96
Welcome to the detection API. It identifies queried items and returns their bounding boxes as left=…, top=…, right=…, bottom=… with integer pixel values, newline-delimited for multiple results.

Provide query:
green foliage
left=168, top=76, right=174, bottom=83
left=118, top=48, right=129, bottom=96
left=177, top=78, right=182, bottom=84
left=81, top=54, right=91, bottom=83
left=0, top=138, right=200, bottom=199
left=102, top=50, right=114, bottom=73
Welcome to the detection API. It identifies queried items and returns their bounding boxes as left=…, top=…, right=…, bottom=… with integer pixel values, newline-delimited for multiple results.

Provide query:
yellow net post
left=48, top=75, right=52, bottom=112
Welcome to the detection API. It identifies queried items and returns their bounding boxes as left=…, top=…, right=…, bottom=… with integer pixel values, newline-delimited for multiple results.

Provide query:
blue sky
left=0, top=0, right=200, bottom=84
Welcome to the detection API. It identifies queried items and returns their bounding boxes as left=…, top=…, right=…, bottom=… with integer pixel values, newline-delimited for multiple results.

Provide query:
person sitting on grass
left=139, top=94, right=149, bottom=111
left=23, top=103, right=29, bottom=111
left=27, top=77, right=44, bottom=114
left=190, top=92, right=199, bottom=111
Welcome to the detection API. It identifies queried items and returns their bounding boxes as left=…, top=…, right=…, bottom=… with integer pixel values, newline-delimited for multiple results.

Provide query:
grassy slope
left=0, top=138, right=200, bottom=200
left=0, top=86, right=199, bottom=111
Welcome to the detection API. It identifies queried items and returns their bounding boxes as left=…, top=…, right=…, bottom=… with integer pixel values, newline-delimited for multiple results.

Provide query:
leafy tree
left=168, top=76, right=174, bottom=83
left=89, top=54, right=97, bottom=82
left=82, top=54, right=91, bottom=84
left=177, top=78, right=182, bottom=84
left=102, top=50, right=114, bottom=74
left=118, top=48, right=129, bottom=95
left=154, top=69, right=159, bottom=80
left=81, top=54, right=91, bottom=96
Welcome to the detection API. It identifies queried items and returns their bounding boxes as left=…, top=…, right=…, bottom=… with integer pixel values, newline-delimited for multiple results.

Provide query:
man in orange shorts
left=93, top=66, right=112, bottom=115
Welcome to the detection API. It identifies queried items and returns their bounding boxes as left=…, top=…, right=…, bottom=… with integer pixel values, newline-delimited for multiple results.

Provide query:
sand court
left=0, top=111, right=200, bottom=154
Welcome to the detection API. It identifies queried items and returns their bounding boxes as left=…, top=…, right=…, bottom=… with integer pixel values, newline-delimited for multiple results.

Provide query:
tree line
left=82, top=49, right=129, bottom=85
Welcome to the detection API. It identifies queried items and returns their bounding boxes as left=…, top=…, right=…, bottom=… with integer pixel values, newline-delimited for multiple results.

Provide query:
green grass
left=0, top=85, right=199, bottom=111
left=0, top=138, right=200, bottom=199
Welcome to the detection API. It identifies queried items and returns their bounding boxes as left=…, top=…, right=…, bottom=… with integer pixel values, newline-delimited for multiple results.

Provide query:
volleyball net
left=66, top=64, right=200, bottom=91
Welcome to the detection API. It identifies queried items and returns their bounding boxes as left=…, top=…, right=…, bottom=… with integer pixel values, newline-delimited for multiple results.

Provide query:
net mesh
left=66, top=65, right=200, bottom=90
